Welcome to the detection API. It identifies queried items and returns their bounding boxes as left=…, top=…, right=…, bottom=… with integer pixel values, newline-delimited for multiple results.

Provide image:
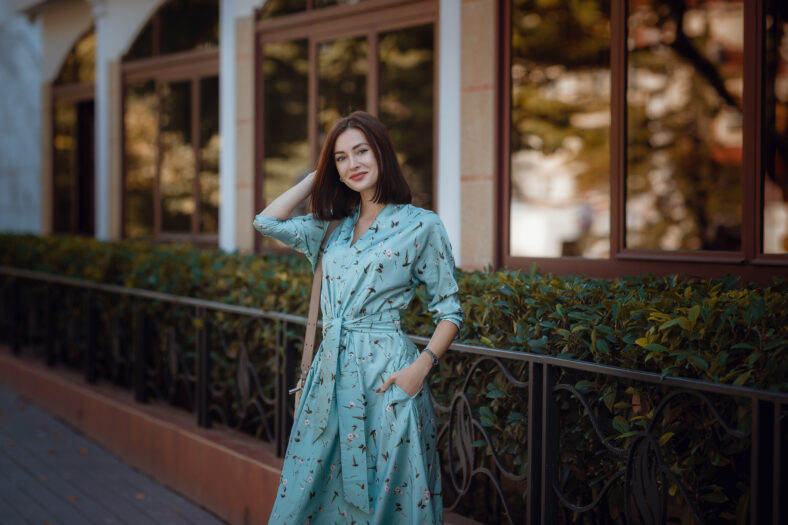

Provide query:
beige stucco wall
left=459, top=0, right=496, bottom=270
left=235, top=13, right=256, bottom=253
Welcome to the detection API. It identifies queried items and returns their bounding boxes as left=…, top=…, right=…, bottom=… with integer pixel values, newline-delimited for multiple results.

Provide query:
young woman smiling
left=254, top=111, right=463, bottom=525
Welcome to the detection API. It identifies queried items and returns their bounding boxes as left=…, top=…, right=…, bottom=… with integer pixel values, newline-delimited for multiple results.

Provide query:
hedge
left=2, top=234, right=783, bottom=391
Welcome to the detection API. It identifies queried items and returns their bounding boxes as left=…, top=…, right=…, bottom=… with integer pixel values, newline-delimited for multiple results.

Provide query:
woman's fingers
left=376, top=373, right=396, bottom=393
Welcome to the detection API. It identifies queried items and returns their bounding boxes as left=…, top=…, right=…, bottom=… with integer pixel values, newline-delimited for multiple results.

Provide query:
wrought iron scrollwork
left=435, top=356, right=528, bottom=524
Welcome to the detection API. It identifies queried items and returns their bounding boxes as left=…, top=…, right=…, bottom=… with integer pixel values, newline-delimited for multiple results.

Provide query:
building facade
left=6, top=0, right=788, bottom=281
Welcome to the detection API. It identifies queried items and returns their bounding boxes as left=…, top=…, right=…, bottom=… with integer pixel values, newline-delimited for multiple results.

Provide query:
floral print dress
left=254, top=203, right=464, bottom=525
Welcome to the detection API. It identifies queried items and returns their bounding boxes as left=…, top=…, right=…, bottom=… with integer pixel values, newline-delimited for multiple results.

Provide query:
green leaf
left=574, top=380, right=595, bottom=394
left=658, top=432, right=675, bottom=446
left=612, top=416, right=629, bottom=434
left=731, top=342, right=758, bottom=351
left=733, top=370, right=753, bottom=386
left=688, top=355, right=709, bottom=370
left=644, top=343, right=668, bottom=352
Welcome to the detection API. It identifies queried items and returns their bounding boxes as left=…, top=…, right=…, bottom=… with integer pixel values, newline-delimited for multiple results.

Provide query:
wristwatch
left=421, top=347, right=439, bottom=367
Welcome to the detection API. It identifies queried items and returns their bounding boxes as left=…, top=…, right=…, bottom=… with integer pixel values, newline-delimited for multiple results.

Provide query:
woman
left=254, top=111, right=463, bottom=525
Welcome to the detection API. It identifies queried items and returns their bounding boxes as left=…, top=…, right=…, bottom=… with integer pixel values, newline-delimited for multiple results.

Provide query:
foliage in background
left=1, top=234, right=787, bottom=523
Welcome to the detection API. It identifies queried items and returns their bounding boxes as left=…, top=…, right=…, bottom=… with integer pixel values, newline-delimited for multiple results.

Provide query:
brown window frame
left=52, top=27, right=96, bottom=237
left=253, top=0, right=439, bottom=253
left=121, top=48, right=220, bottom=246
left=498, top=0, right=788, bottom=282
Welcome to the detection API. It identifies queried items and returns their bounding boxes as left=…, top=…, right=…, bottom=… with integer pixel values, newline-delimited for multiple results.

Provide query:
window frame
left=253, top=0, right=439, bottom=253
left=121, top=46, right=220, bottom=245
left=52, top=27, right=96, bottom=237
left=498, top=0, right=788, bottom=282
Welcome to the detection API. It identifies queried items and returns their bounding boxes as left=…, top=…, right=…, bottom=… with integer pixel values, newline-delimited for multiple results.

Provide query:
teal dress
left=254, top=203, right=464, bottom=525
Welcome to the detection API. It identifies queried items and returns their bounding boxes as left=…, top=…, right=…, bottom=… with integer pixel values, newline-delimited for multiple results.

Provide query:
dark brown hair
left=310, top=111, right=411, bottom=220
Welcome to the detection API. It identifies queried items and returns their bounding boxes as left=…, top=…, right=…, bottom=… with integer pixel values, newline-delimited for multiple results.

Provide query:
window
left=502, top=0, right=788, bottom=280
left=255, top=0, right=437, bottom=251
left=122, top=0, right=219, bottom=244
left=52, top=28, right=95, bottom=236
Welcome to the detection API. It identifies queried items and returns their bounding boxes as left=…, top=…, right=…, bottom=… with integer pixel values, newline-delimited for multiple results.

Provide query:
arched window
left=52, top=28, right=95, bottom=236
left=122, top=0, right=220, bottom=244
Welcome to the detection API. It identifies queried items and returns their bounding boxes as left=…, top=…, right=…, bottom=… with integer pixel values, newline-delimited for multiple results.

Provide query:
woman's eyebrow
left=334, top=142, right=369, bottom=155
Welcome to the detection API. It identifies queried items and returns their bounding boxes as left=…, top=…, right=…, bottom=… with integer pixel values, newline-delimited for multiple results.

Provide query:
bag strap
left=291, top=219, right=340, bottom=402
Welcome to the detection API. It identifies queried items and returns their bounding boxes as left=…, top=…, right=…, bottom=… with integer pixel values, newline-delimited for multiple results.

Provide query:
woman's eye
left=358, top=148, right=368, bottom=155
left=335, top=156, right=345, bottom=162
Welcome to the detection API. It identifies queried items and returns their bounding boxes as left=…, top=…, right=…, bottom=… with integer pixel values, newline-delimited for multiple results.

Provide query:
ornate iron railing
left=1, top=266, right=785, bottom=524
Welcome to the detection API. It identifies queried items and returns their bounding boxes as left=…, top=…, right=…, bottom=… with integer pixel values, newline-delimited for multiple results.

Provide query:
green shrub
left=3, top=234, right=785, bottom=391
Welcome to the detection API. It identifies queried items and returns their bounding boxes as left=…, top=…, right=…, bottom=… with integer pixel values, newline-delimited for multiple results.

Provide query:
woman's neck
left=359, top=191, right=385, bottom=219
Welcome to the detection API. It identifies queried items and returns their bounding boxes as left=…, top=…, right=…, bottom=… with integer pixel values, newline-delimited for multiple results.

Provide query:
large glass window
left=764, top=0, right=788, bottom=254
left=509, top=0, right=611, bottom=258
left=52, top=29, right=95, bottom=236
left=122, top=0, right=219, bottom=242
left=256, top=0, right=438, bottom=251
left=627, top=0, right=743, bottom=251
left=504, top=1, right=788, bottom=277
left=262, top=40, right=310, bottom=215
left=123, top=80, right=157, bottom=239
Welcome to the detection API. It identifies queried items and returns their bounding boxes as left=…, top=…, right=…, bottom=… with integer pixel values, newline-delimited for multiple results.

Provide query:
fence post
left=11, top=279, right=21, bottom=355
left=751, top=399, right=777, bottom=524
left=196, top=308, right=212, bottom=428
left=45, top=286, right=55, bottom=367
left=526, top=361, right=559, bottom=525
left=276, top=321, right=298, bottom=458
left=84, top=291, right=97, bottom=384
left=526, top=361, right=544, bottom=524
left=540, top=364, right=559, bottom=525
left=133, top=303, right=148, bottom=403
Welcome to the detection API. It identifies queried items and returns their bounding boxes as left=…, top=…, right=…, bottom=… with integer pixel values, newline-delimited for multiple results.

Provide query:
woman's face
left=334, top=127, right=379, bottom=197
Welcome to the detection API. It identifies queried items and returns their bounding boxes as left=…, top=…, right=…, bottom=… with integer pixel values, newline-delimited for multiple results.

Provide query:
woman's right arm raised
left=260, top=171, right=316, bottom=219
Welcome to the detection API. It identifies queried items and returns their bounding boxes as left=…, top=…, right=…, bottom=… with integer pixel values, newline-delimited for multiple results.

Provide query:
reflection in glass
left=159, top=0, right=219, bottom=55
left=627, top=0, right=743, bottom=251
left=379, top=25, right=434, bottom=210
left=259, top=0, right=306, bottom=19
left=53, top=101, right=76, bottom=233
left=124, top=80, right=157, bottom=238
left=318, top=36, right=368, bottom=140
left=199, top=76, right=220, bottom=234
left=160, top=80, right=195, bottom=232
left=764, top=0, right=788, bottom=254
left=509, top=0, right=611, bottom=258
left=262, top=40, right=310, bottom=216
left=54, top=29, right=95, bottom=85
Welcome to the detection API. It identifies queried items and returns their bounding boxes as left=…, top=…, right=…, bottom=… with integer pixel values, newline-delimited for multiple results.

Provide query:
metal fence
left=1, top=265, right=785, bottom=524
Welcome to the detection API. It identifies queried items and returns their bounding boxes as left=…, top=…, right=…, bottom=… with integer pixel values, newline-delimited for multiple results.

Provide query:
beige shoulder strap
left=291, top=219, right=340, bottom=406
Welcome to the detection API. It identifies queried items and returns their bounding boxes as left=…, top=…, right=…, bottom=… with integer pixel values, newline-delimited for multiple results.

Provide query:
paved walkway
left=0, top=382, right=227, bottom=525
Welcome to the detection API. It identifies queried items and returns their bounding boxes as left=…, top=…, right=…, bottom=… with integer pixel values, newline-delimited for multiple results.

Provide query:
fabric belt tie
left=307, top=309, right=401, bottom=514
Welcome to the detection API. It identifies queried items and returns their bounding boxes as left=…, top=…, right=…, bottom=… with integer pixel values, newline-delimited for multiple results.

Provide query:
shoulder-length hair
left=310, top=111, right=411, bottom=221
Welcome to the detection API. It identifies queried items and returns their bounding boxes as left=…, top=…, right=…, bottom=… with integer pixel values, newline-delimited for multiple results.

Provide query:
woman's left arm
left=377, top=319, right=458, bottom=396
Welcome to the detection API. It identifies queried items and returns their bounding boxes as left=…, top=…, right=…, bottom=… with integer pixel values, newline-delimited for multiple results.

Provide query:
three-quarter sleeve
left=253, top=212, right=328, bottom=270
left=412, top=213, right=464, bottom=330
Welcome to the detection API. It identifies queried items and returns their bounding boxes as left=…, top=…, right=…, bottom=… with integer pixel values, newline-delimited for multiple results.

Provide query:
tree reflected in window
left=764, top=0, right=788, bottom=254
left=509, top=0, right=611, bottom=258
left=626, top=0, right=743, bottom=251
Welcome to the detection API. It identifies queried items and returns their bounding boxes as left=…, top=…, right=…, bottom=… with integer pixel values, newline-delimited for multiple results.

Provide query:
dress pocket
left=392, top=381, right=423, bottom=400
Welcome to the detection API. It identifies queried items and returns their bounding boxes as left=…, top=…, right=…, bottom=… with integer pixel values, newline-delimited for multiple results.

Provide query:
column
left=438, top=0, right=463, bottom=265
left=219, top=0, right=237, bottom=252
left=91, top=0, right=109, bottom=240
